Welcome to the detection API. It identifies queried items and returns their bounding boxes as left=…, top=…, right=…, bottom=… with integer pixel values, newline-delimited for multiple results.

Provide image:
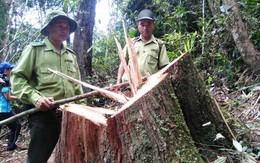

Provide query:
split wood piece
left=111, top=72, right=168, bottom=118
left=114, top=37, right=136, bottom=95
left=111, top=52, right=189, bottom=118
left=48, top=68, right=129, bottom=104
left=122, top=21, right=142, bottom=90
left=61, top=104, right=115, bottom=127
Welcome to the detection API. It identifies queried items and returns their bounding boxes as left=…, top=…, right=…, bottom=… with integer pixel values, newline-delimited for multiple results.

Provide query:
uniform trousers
left=25, top=105, right=61, bottom=163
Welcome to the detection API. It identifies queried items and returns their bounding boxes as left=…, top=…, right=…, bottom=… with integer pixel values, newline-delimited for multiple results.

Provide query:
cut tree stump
left=55, top=54, right=249, bottom=162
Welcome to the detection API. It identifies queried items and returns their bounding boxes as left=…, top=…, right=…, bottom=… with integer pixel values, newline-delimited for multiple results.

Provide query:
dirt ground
left=0, top=137, right=56, bottom=163
left=0, top=122, right=56, bottom=163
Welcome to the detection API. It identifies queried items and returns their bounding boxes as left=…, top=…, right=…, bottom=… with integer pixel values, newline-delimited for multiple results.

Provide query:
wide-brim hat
left=40, top=10, right=77, bottom=36
left=136, top=9, right=155, bottom=22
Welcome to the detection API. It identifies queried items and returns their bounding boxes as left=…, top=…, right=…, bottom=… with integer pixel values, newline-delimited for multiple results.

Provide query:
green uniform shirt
left=122, top=35, right=169, bottom=82
left=10, top=38, right=83, bottom=105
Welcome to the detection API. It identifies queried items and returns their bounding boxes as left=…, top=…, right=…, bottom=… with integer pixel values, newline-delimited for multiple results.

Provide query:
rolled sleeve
left=158, top=44, right=169, bottom=68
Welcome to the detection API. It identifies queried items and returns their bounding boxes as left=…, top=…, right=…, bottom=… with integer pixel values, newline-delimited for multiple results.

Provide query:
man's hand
left=35, top=97, right=55, bottom=111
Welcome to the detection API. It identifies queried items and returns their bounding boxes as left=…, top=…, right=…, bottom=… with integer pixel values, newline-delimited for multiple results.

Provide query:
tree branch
left=0, top=81, right=137, bottom=127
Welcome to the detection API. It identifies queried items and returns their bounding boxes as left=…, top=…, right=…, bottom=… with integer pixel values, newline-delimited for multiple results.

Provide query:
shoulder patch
left=30, top=42, right=45, bottom=47
left=66, top=47, right=76, bottom=54
left=156, top=39, right=164, bottom=47
left=131, top=36, right=140, bottom=43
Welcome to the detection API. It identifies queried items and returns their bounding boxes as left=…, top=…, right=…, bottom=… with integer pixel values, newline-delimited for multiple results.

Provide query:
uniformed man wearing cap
left=117, top=9, right=169, bottom=84
left=10, top=10, right=84, bottom=162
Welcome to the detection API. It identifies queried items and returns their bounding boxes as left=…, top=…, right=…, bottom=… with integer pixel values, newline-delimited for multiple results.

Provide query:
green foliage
left=92, top=29, right=123, bottom=82
left=163, top=31, right=198, bottom=60
left=0, top=0, right=78, bottom=63
left=238, top=0, right=260, bottom=48
left=23, top=0, right=70, bottom=11
left=0, top=0, right=8, bottom=49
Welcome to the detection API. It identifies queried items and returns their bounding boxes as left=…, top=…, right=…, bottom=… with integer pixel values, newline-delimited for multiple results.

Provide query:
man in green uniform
left=117, top=9, right=169, bottom=84
left=10, top=10, right=84, bottom=163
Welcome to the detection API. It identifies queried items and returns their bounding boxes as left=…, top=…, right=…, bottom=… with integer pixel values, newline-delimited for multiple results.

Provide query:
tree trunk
left=0, top=0, right=9, bottom=53
left=55, top=62, right=203, bottom=162
left=223, top=0, right=260, bottom=69
left=55, top=54, right=241, bottom=162
left=206, top=0, right=221, bottom=15
left=1, top=0, right=13, bottom=61
left=208, top=0, right=260, bottom=69
left=173, top=55, right=233, bottom=149
left=73, top=0, right=97, bottom=80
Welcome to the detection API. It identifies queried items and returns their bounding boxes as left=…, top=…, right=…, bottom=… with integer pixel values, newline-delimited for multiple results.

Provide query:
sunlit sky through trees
left=95, top=0, right=110, bottom=31
left=23, top=0, right=110, bottom=32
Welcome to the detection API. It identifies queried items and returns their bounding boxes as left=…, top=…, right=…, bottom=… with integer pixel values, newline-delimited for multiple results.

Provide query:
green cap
left=136, top=9, right=154, bottom=22
left=40, top=10, right=77, bottom=36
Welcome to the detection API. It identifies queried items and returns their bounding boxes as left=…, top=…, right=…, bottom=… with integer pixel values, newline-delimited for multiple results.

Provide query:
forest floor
left=0, top=71, right=259, bottom=162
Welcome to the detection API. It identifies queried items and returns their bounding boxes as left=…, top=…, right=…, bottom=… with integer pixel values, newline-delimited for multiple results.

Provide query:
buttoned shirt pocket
left=65, top=60, right=78, bottom=79
left=67, top=62, right=76, bottom=73
left=145, top=49, right=159, bottom=66
left=39, top=66, right=59, bottom=86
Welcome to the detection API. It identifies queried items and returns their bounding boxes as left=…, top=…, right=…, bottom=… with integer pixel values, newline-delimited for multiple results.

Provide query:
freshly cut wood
left=48, top=68, right=129, bottom=104
left=61, top=104, right=115, bottom=126
left=55, top=53, right=206, bottom=162
left=64, top=104, right=115, bottom=115
left=114, top=37, right=136, bottom=95
left=112, top=73, right=168, bottom=118
left=111, top=52, right=189, bottom=118
left=123, top=21, right=142, bottom=90
left=0, top=79, right=144, bottom=127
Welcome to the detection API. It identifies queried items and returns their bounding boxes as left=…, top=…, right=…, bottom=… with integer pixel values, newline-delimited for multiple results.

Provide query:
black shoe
left=7, top=144, right=17, bottom=151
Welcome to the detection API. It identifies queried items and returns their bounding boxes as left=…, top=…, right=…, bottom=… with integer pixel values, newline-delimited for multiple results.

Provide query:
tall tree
left=207, top=0, right=260, bottom=69
left=224, top=0, right=260, bottom=69
left=0, top=0, right=9, bottom=54
left=73, top=0, right=97, bottom=81
left=1, top=0, right=13, bottom=61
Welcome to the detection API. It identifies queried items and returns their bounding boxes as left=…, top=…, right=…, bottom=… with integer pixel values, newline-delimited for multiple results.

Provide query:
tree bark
left=206, top=0, right=221, bottom=15
left=55, top=54, right=243, bottom=162
left=73, top=0, right=97, bottom=80
left=0, top=0, right=9, bottom=53
left=223, top=0, right=260, bottom=69
left=56, top=75, right=203, bottom=162
left=207, top=0, right=260, bottom=69
left=173, top=55, right=234, bottom=149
